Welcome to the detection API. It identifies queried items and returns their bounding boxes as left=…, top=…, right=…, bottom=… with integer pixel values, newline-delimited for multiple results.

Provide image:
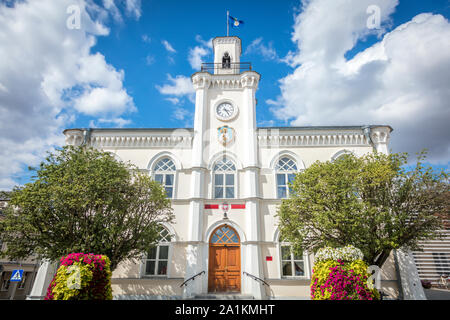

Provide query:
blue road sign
left=10, top=269, right=23, bottom=282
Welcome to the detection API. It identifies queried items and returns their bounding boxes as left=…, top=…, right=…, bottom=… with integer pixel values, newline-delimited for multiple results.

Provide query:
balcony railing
left=201, top=62, right=252, bottom=74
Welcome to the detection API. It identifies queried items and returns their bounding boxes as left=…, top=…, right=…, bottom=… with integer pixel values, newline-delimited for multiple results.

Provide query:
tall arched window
left=153, top=157, right=176, bottom=198
left=213, top=157, right=236, bottom=199
left=275, top=157, right=297, bottom=199
left=144, top=226, right=171, bottom=276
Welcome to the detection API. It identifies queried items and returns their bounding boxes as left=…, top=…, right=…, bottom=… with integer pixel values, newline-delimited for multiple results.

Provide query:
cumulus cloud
left=156, top=74, right=195, bottom=101
left=271, top=0, right=450, bottom=164
left=0, top=0, right=138, bottom=189
left=188, top=35, right=213, bottom=70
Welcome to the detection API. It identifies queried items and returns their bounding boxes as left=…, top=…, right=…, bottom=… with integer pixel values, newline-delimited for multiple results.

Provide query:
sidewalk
left=423, top=288, right=450, bottom=300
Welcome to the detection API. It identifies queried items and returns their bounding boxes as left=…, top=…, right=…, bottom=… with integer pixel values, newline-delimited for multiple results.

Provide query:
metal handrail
left=180, top=271, right=205, bottom=288
left=242, top=271, right=269, bottom=287
left=200, top=62, right=252, bottom=74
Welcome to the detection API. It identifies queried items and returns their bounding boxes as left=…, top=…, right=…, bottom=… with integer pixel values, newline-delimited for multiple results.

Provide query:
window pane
left=165, top=174, right=174, bottom=186
left=293, top=251, right=303, bottom=260
left=145, top=261, right=155, bottom=275
left=147, top=247, right=157, bottom=259
left=282, top=262, right=292, bottom=276
left=225, top=187, right=234, bottom=198
left=287, top=174, right=295, bottom=183
left=276, top=174, right=286, bottom=186
left=215, top=174, right=223, bottom=185
left=294, top=261, right=305, bottom=276
left=165, top=187, right=173, bottom=198
left=158, top=261, right=168, bottom=275
left=159, top=245, right=169, bottom=260
left=277, top=186, right=287, bottom=199
left=215, top=187, right=224, bottom=199
left=281, top=246, right=291, bottom=260
left=154, top=174, right=163, bottom=184
left=225, top=174, right=234, bottom=185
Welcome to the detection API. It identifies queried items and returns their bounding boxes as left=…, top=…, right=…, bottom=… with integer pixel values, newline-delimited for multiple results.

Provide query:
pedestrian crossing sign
left=10, top=269, right=23, bottom=282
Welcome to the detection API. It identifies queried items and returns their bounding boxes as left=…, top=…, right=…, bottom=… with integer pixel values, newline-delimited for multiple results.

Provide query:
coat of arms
left=217, top=125, right=235, bottom=146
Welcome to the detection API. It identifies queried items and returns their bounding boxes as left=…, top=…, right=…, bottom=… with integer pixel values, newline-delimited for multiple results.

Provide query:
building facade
left=34, top=36, right=412, bottom=299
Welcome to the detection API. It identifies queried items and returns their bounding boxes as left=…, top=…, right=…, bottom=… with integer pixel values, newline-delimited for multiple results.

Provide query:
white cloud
left=156, top=74, right=195, bottom=121
left=165, top=97, right=180, bottom=105
left=173, top=107, right=190, bottom=121
left=271, top=0, right=450, bottom=164
left=187, top=35, right=213, bottom=70
left=245, top=37, right=279, bottom=61
left=162, top=40, right=176, bottom=53
left=142, top=34, right=151, bottom=43
left=188, top=46, right=209, bottom=70
left=0, top=0, right=138, bottom=189
left=124, top=0, right=141, bottom=19
left=145, top=54, right=155, bottom=65
left=156, top=74, right=195, bottom=100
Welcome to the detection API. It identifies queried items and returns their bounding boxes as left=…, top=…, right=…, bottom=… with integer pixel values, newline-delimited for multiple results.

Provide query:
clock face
left=216, top=102, right=236, bottom=121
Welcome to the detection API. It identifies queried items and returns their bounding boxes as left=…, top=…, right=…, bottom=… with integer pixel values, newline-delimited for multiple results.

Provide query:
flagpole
left=227, top=10, right=229, bottom=36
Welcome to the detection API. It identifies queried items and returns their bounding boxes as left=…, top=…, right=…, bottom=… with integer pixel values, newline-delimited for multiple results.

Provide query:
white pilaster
left=183, top=73, right=210, bottom=298
left=241, top=72, right=265, bottom=299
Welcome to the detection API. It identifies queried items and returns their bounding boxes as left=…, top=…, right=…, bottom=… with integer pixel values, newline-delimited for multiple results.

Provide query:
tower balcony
left=200, top=62, right=252, bottom=75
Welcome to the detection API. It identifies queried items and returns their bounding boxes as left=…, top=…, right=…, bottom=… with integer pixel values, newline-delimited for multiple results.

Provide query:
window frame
left=152, top=157, right=177, bottom=199
left=141, top=227, right=172, bottom=278
left=277, top=241, right=310, bottom=280
left=275, top=156, right=298, bottom=199
left=212, top=157, right=236, bottom=199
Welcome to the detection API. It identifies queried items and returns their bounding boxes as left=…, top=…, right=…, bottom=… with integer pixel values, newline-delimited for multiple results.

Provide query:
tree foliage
left=0, top=146, right=174, bottom=270
left=277, top=151, right=449, bottom=267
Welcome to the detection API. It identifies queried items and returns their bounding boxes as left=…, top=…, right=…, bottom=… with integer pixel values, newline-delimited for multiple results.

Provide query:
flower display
left=311, top=247, right=379, bottom=300
left=44, top=253, right=112, bottom=300
left=314, top=245, right=364, bottom=263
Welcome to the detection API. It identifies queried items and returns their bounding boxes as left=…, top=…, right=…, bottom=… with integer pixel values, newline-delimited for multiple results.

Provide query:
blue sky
left=0, top=0, right=449, bottom=189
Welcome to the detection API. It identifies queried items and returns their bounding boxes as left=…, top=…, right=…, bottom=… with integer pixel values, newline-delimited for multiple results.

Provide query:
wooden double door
left=208, top=225, right=241, bottom=293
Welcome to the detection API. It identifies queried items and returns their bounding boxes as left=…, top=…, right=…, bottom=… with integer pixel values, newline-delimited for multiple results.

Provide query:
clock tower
left=185, top=36, right=264, bottom=298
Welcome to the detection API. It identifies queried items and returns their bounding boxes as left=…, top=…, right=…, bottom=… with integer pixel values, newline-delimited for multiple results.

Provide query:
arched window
left=213, top=157, right=236, bottom=199
left=275, top=157, right=297, bottom=199
left=210, top=225, right=240, bottom=245
left=153, top=157, right=176, bottom=198
left=144, top=226, right=171, bottom=276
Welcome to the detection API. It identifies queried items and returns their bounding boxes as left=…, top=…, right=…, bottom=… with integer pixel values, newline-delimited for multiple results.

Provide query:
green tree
left=277, top=151, right=449, bottom=267
left=0, top=146, right=174, bottom=270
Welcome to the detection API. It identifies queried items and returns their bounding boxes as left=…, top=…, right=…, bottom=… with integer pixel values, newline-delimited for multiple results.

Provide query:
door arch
left=208, top=225, right=241, bottom=293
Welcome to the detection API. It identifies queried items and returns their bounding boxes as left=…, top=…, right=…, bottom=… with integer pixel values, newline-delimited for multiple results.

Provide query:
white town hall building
left=28, top=36, right=426, bottom=300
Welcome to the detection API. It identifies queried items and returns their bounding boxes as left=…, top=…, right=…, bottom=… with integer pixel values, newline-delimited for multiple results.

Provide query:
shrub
left=311, top=246, right=380, bottom=300
left=45, top=253, right=112, bottom=300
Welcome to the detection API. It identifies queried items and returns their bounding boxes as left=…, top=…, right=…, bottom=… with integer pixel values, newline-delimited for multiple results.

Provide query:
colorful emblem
left=217, top=125, right=235, bottom=146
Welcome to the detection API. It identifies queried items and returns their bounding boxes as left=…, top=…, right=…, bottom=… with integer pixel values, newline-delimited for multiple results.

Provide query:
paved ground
left=424, top=288, right=450, bottom=300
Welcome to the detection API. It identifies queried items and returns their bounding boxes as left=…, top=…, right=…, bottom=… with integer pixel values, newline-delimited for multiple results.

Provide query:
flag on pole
left=229, top=15, right=244, bottom=28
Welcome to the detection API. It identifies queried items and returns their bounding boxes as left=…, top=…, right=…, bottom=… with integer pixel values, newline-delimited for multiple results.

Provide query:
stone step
left=191, top=294, right=255, bottom=300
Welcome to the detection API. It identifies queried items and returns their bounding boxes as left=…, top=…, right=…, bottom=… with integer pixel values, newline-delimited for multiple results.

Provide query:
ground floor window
left=144, top=227, right=171, bottom=276
left=281, top=245, right=305, bottom=277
